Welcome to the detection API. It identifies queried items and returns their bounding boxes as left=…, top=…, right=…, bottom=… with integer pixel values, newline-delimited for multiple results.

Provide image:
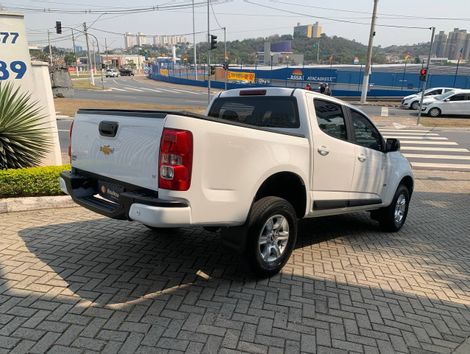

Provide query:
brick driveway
left=1, top=171, right=469, bottom=354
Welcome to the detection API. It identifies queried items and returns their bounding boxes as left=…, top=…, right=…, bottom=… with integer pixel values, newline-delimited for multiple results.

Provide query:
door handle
left=358, top=154, right=367, bottom=162
left=318, top=146, right=329, bottom=156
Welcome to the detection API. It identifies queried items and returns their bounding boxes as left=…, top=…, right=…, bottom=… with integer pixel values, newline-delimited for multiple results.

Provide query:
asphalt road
left=75, top=76, right=210, bottom=107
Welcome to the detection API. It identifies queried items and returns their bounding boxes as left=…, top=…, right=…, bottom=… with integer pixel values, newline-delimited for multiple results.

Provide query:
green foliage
left=0, top=82, right=51, bottom=169
left=0, top=165, right=69, bottom=198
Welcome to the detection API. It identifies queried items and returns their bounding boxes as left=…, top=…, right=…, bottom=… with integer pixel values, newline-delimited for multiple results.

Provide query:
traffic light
left=210, top=35, right=217, bottom=50
left=419, top=68, right=427, bottom=81
left=56, top=21, right=62, bottom=34
left=210, top=65, right=216, bottom=75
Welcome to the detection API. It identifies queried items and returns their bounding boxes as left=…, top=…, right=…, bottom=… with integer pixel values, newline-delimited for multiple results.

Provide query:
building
left=137, top=32, right=146, bottom=46
left=433, top=28, right=470, bottom=60
left=293, top=22, right=322, bottom=38
left=312, top=22, right=322, bottom=38
left=124, top=32, right=136, bottom=49
left=152, top=35, right=187, bottom=47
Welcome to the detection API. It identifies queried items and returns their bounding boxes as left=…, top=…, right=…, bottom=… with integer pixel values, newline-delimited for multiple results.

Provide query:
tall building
left=137, top=32, right=147, bottom=46
left=124, top=32, right=136, bottom=49
left=464, top=33, right=470, bottom=61
left=433, top=31, right=448, bottom=57
left=312, top=22, right=322, bottom=38
left=446, top=28, right=467, bottom=60
left=152, top=35, right=187, bottom=47
left=293, top=22, right=321, bottom=38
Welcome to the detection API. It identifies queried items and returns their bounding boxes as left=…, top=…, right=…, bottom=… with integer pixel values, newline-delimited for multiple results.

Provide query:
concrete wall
left=31, top=62, right=62, bottom=166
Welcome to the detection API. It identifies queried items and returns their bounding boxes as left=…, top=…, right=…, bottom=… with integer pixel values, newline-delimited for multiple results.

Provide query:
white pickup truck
left=60, top=88, right=413, bottom=277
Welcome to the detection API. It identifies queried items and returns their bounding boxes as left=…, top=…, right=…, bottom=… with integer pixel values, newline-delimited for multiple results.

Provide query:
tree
left=64, top=53, right=76, bottom=66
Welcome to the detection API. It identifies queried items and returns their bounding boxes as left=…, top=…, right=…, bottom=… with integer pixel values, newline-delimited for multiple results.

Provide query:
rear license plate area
left=98, top=181, right=124, bottom=203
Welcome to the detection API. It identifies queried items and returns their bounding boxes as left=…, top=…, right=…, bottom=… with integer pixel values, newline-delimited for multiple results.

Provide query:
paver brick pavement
left=0, top=171, right=469, bottom=353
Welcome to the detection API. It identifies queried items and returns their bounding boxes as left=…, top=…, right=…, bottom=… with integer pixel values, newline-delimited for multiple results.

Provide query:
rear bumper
left=60, top=170, right=191, bottom=226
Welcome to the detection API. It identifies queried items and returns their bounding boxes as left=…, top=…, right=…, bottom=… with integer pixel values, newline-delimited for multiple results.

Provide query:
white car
left=401, top=87, right=455, bottom=110
left=105, top=69, right=119, bottom=78
left=421, top=89, right=470, bottom=117
left=60, top=88, right=413, bottom=277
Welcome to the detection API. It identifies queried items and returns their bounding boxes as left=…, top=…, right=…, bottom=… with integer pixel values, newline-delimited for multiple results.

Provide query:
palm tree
left=0, top=82, right=51, bottom=169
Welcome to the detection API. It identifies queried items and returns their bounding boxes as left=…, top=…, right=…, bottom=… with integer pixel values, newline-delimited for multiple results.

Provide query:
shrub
left=0, top=82, right=51, bottom=169
left=0, top=165, right=69, bottom=198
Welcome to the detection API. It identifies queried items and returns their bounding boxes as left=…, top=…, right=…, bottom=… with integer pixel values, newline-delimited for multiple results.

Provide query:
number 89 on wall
left=0, top=61, right=27, bottom=80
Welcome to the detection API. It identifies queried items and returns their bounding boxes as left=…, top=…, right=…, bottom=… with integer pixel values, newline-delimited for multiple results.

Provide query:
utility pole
left=83, top=22, right=95, bottom=86
left=71, top=28, right=79, bottom=77
left=207, top=0, right=211, bottom=104
left=360, top=0, right=379, bottom=104
left=47, top=30, right=53, bottom=66
left=316, top=39, right=320, bottom=64
left=192, top=0, right=198, bottom=80
left=417, top=27, right=436, bottom=126
left=224, top=27, right=227, bottom=90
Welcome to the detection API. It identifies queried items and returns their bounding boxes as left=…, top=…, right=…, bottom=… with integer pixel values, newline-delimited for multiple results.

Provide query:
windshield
left=434, top=91, right=455, bottom=100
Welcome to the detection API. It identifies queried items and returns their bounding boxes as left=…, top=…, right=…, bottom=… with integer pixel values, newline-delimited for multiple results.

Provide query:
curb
left=0, top=195, right=76, bottom=214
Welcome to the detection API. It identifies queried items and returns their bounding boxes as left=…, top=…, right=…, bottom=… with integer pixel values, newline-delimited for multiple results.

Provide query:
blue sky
left=3, top=0, right=470, bottom=49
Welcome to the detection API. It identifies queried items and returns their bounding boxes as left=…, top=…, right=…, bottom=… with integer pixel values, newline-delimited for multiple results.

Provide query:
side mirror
left=444, top=98, right=450, bottom=102
left=385, top=138, right=400, bottom=153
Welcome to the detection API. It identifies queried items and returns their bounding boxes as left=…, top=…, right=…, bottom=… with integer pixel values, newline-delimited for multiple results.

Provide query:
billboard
left=227, top=71, right=255, bottom=83
left=271, top=41, right=292, bottom=53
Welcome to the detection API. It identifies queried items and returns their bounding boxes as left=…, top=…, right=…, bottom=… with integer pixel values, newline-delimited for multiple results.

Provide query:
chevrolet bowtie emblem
left=100, top=145, right=114, bottom=155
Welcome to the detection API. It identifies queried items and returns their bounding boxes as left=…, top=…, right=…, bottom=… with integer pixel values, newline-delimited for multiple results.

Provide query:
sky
left=2, top=0, right=470, bottom=50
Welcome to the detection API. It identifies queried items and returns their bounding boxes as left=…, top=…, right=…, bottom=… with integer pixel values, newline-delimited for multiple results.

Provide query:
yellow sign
left=227, top=71, right=255, bottom=83
left=159, top=68, right=169, bottom=77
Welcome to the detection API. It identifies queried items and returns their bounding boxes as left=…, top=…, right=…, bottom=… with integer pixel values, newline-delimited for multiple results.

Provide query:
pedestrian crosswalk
left=380, top=128, right=470, bottom=171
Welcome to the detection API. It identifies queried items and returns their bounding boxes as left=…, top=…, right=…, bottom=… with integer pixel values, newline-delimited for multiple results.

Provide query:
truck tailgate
left=71, top=110, right=166, bottom=191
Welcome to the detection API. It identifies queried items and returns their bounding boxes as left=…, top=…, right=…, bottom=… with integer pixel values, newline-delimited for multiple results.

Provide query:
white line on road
left=123, top=87, right=144, bottom=92
left=404, top=153, right=470, bottom=160
left=110, top=87, right=127, bottom=92
left=380, top=129, right=432, bottom=133
left=401, top=146, right=469, bottom=152
left=381, top=132, right=439, bottom=136
left=168, top=88, right=203, bottom=95
left=411, top=162, right=470, bottom=170
left=380, top=107, right=389, bottom=117
left=399, top=141, right=458, bottom=145
left=384, top=136, right=448, bottom=140
left=139, top=87, right=163, bottom=93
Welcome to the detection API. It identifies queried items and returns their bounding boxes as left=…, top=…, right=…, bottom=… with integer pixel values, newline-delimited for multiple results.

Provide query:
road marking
left=380, top=129, right=432, bottom=133
left=399, top=141, right=458, bottom=145
left=401, top=146, right=469, bottom=152
left=380, top=107, right=389, bottom=117
left=110, top=87, right=126, bottom=92
left=381, top=132, right=439, bottom=136
left=411, top=162, right=470, bottom=170
left=123, top=87, right=144, bottom=92
left=404, top=153, right=470, bottom=161
left=170, top=88, right=204, bottom=95
left=139, top=87, right=163, bottom=93
left=384, top=136, right=448, bottom=140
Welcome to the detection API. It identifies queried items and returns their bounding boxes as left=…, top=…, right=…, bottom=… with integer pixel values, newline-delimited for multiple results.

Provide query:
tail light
left=68, top=120, right=74, bottom=163
left=159, top=128, right=193, bottom=191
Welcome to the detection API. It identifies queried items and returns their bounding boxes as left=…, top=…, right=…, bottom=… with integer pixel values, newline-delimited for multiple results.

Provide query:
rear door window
left=313, top=99, right=348, bottom=141
left=208, top=96, right=300, bottom=128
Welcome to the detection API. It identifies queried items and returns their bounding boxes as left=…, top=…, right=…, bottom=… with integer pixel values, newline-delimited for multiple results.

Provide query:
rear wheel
left=428, top=107, right=441, bottom=117
left=372, top=185, right=410, bottom=232
left=245, top=197, right=297, bottom=278
left=410, top=101, right=420, bottom=110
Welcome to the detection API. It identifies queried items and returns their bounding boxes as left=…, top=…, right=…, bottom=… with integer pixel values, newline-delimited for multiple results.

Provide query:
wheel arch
left=253, top=171, right=307, bottom=218
left=400, top=175, right=414, bottom=197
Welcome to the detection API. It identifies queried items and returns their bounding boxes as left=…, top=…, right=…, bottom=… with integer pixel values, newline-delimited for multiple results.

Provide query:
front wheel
left=428, top=107, right=441, bottom=117
left=410, top=101, right=420, bottom=110
left=245, top=197, right=298, bottom=278
left=372, top=185, right=410, bottom=232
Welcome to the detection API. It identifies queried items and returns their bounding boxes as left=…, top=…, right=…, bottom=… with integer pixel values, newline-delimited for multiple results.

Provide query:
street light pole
left=83, top=22, right=95, bottom=86
left=192, top=0, right=198, bottom=80
left=207, top=0, right=211, bottom=104
left=224, top=27, right=227, bottom=91
left=47, top=30, right=53, bottom=66
left=360, top=0, right=379, bottom=104
left=417, top=26, right=436, bottom=126
left=71, top=28, right=79, bottom=77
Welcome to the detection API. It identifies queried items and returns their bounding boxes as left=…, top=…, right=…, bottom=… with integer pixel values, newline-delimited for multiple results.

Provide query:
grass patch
left=71, top=79, right=107, bottom=91
left=54, top=98, right=205, bottom=117
left=420, top=117, right=470, bottom=127
left=0, top=165, right=69, bottom=198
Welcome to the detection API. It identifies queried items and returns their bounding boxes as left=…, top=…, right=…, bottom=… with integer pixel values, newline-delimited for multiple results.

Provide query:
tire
left=428, top=107, right=441, bottom=117
left=373, top=185, right=410, bottom=232
left=245, top=197, right=298, bottom=278
left=410, top=101, right=420, bottom=110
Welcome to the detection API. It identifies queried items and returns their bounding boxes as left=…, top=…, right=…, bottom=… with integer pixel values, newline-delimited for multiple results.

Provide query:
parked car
left=60, top=88, right=414, bottom=277
left=421, top=89, right=470, bottom=117
left=401, top=87, right=455, bottom=110
left=105, top=69, right=119, bottom=78
left=119, top=68, right=134, bottom=76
